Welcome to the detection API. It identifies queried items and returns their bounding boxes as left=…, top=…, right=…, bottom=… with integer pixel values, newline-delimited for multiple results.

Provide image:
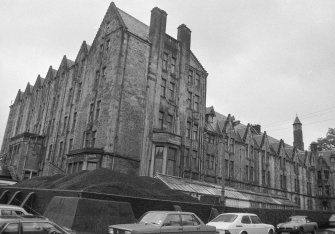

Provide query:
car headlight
left=276, top=225, right=280, bottom=229
left=293, top=226, right=298, bottom=229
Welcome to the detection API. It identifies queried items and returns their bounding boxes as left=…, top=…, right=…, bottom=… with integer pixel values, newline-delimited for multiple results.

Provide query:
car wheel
left=267, top=229, right=273, bottom=234
left=311, top=227, right=316, bottom=234
left=298, top=228, right=304, bottom=234
left=241, top=232, right=248, bottom=234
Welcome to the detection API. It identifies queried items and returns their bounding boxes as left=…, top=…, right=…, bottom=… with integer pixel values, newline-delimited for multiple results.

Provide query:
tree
left=316, top=128, right=335, bottom=150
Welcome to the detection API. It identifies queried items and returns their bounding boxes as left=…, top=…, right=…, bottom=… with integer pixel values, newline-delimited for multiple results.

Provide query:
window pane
left=3, top=223, right=19, bottom=234
left=154, top=146, right=164, bottom=174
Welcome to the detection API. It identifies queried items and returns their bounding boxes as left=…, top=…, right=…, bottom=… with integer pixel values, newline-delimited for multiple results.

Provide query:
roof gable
left=75, top=41, right=90, bottom=62
left=190, top=51, right=207, bottom=73
left=13, top=89, right=22, bottom=104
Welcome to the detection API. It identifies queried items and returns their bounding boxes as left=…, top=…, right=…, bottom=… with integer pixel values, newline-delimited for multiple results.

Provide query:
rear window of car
left=250, top=216, right=262, bottom=224
left=211, top=214, right=238, bottom=223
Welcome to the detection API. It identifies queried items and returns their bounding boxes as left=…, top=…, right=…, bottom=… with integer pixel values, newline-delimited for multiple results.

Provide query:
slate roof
left=319, top=150, right=335, bottom=167
left=117, top=8, right=149, bottom=40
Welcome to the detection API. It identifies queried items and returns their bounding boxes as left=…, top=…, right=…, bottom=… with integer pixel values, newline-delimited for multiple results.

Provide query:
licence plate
left=282, top=232, right=290, bottom=234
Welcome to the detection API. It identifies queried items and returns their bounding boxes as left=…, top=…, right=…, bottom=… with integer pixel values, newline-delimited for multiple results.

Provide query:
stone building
left=0, top=3, right=207, bottom=182
left=316, top=149, right=335, bottom=210
left=202, top=108, right=317, bottom=209
left=1, top=2, right=334, bottom=211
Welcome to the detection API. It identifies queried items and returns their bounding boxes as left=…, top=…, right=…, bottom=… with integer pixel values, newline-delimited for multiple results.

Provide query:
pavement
left=317, top=228, right=335, bottom=234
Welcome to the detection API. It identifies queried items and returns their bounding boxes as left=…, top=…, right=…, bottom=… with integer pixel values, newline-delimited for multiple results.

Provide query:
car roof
left=0, top=205, right=25, bottom=210
left=219, top=213, right=257, bottom=216
left=145, top=211, right=196, bottom=215
left=0, top=215, right=47, bottom=222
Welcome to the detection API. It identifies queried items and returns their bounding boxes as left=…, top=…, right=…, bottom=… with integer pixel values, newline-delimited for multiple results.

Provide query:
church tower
left=293, top=115, right=304, bottom=150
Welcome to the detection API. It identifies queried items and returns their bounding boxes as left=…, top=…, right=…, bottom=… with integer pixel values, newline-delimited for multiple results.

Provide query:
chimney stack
left=177, top=24, right=191, bottom=51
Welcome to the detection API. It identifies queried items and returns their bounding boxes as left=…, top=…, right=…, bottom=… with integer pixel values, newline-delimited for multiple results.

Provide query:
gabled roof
left=45, top=66, right=57, bottom=82
left=33, top=75, right=44, bottom=89
left=206, top=106, right=215, bottom=116
left=75, top=41, right=90, bottom=62
left=117, top=7, right=149, bottom=40
left=190, top=51, right=207, bottom=74
left=13, top=89, right=22, bottom=104
left=24, top=82, right=33, bottom=95
left=318, top=150, right=335, bottom=167
left=253, top=135, right=263, bottom=148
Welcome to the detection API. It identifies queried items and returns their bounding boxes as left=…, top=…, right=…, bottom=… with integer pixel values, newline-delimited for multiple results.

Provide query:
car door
left=250, top=215, right=266, bottom=234
left=240, top=215, right=255, bottom=234
left=161, top=214, right=183, bottom=234
left=1, top=222, right=20, bottom=234
left=181, top=214, right=208, bottom=234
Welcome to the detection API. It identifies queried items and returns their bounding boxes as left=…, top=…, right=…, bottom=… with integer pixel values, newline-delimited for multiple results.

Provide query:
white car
left=207, top=213, right=275, bottom=234
left=0, top=205, right=29, bottom=216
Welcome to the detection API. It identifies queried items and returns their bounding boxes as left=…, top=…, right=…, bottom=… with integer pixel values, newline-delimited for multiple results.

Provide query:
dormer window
left=106, top=21, right=110, bottom=30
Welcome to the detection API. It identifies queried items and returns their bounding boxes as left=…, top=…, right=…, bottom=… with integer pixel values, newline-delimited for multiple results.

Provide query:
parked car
left=0, top=204, right=29, bottom=216
left=0, top=215, right=76, bottom=234
left=328, top=214, right=335, bottom=227
left=277, top=216, right=318, bottom=234
left=109, top=211, right=216, bottom=234
left=207, top=212, right=275, bottom=234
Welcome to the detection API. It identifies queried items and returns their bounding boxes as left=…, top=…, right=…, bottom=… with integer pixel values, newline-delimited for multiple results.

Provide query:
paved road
left=317, top=228, right=335, bottom=234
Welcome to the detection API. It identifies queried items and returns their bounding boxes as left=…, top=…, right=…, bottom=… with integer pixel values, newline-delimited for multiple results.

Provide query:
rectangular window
left=210, top=155, right=215, bottom=170
left=87, top=161, right=97, bottom=171
left=161, top=79, right=166, bottom=97
left=186, top=121, right=191, bottom=138
left=325, top=186, right=330, bottom=196
left=317, top=171, right=322, bottom=179
left=167, top=148, right=177, bottom=176
left=76, top=82, right=82, bottom=102
left=324, top=170, right=329, bottom=180
left=47, top=144, right=53, bottom=160
left=194, top=95, right=199, bottom=111
left=100, top=44, right=104, bottom=51
left=95, top=100, right=101, bottom=120
left=250, top=166, right=254, bottom=182
left=94, top=71, right=100, bottom=89
left=245, top=165, right=249, bottom=181
left=106, top=40, right=110, bottom=51
left=158, top=111, right=164, bottom=129
left=230, top=138, right=235, bottom=153
left=191, top=150, right=197, bottom=171
left=162, top=52, right=168, bottom=71
left=229, top=161, right=234, bottom=177
left=89, top=103, right=94, bottom=123
left=267, top=171, right=270, bottom=186
left=225, top=159, right=229, bottom=177
left=102, top=67, right=107, bottom=77
left=92, top=131, right=96, bottom=148
left=169, top=82, right=175, bottom=101
left=67, top=88, right=72, bottom=106
left=85, top=132, right=91, bottom=148
left=63, top=116, right=68, bottom=134
left=188, top=70, right=193, bottom=85
left=208, top=134, right=215, bottom=144
left=69, top=138, right=73, bottom=152
left=187, top=91, right=192, bottom=108
left=184, top=148, right=190, bottom=168
left=72, top=112, right=77, bottom=131
left=58, top=141, right=64, bottom=160
left=193, top=124, right=198, bottom=140
left=195, top=73, right=200, bottom=88
left=262, top=170, right=266, bottom=185
left=206, top=154, right=210, bottom=169
left=171, top=57, right=176, bottom=74
left=167, top=114, right=173, bottom=132
left=154, top=146, right=164, bottom=174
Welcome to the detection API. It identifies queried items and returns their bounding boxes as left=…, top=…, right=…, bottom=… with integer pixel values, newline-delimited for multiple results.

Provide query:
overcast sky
left=1, top=0, right=334, bottom=149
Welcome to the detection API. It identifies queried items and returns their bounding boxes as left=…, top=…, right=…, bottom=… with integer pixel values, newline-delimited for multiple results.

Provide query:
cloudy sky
left=0, top=0, right=334, bottom=149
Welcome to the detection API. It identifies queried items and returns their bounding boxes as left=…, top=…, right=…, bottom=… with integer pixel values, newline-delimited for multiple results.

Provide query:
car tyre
left=298, top=228, right=304, bottom=234
left=311, top=227, right=316, bottom=234
left=268, top=229, right=273, bottom=234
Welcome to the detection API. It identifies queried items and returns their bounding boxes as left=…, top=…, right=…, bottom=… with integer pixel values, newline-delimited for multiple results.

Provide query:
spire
left=293, top=115, right=301, bottom=125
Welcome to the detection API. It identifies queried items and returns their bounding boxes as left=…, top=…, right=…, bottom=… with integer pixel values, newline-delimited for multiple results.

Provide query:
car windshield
left=210, top=214, right=238, bottom=223
left=288, top=217, right=305, bottom=223
left=139, top=212, right=166, bottom=225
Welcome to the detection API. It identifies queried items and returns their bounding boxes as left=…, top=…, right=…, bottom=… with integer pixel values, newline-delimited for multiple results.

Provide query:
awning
left=156, top=174, right=298, bottom=208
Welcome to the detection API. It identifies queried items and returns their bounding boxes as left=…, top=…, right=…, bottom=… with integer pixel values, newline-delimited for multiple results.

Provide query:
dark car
left=0, top=215, right=76, bottom=234
left=277, top=216, right=318, bottom=234
left=109, top=211, right=216, bottom=234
